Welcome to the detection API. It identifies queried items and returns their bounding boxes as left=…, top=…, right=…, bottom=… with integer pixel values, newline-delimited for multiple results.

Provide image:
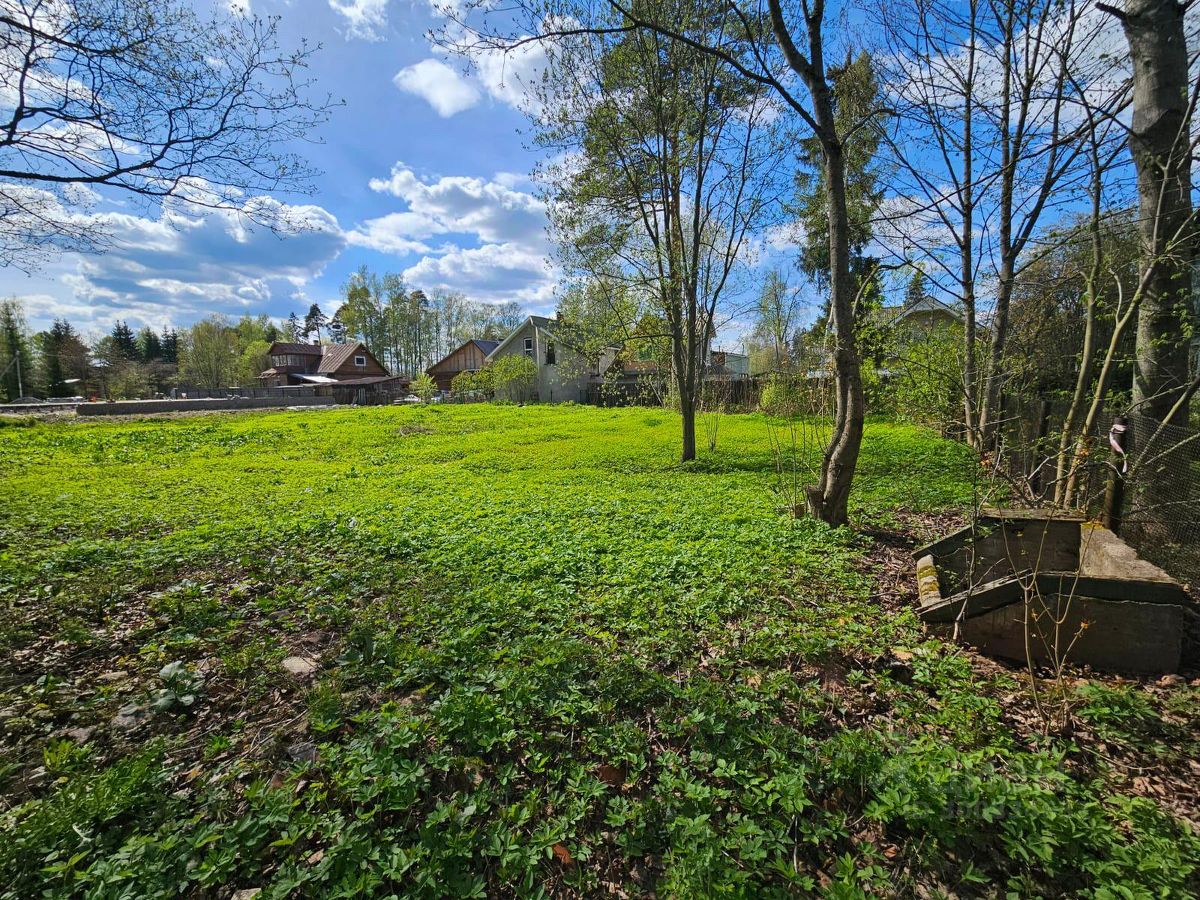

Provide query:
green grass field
left=1, top=405, right=1197, bottom=898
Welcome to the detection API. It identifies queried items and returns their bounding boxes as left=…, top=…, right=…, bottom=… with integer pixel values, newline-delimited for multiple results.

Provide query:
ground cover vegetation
left=1, top=405, right=1198, bottom=898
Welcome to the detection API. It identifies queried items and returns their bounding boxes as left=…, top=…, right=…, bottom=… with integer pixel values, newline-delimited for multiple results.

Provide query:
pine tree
left=38, top=319, right=72, bottom=397
left=37, top=318, right=90, bottom=397
left=287, top=311, right=303, bottom=343
left=136, top=326, right=162, bottom=362
left=110, top=321, right=138, bottom=360
left=37, top=329, right=64, bottom=396
left=303, top=303, right=327, bottom=343
left=0, top=299, right=34, bottom=401
left=160, top=327, right=179, bottom=364
left=328, top=310, right=347, bottom=344
left=905, top=269, right=928, bottom=308
left=792, top=52, right=883, bottom=289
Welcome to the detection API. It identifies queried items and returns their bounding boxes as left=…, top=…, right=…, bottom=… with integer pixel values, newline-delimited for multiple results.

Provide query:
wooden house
left=258, top=341, right=389, bottom=388
left=425, top=339, right=499, bottom=393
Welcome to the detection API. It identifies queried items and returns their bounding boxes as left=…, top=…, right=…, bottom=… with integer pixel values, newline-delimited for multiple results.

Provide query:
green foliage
left=411, top=372, right=436, bottom=402
left=180, top=315, right=238, bottom=389
left=0, top=407, right=1193, bottom=896
left=450, top=368, right=487, bottom=396
left=864, top=736, right=1200, bottom=896
left=758, top=374, right=804, bottom=416
left=37, top=318, right=90, bottom=398
left=0, top=298, right=34, bottom=401
left=236, top=338, right=273, bottom=385
left=877, top=323, right=968, bottom=427
left=792, top=51, right=883, bottom=287
left=150, top=661, right=204, bottom=713
left=488, top=354, right=537, bottom=402
left=105, top=361, right=152, bottom=400
left=0, top=746, right=169, bottom=895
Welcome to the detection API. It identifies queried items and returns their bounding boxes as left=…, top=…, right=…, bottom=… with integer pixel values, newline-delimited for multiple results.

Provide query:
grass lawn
left=1, top=404, right=1197, bottom=898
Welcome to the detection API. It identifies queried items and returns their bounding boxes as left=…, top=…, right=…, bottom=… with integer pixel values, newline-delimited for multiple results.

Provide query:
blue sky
left=8, top=0, right=562, bottom=337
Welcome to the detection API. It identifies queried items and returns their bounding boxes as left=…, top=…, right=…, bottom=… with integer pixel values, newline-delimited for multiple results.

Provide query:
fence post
left=1102, top=415, right=1129, bottom=534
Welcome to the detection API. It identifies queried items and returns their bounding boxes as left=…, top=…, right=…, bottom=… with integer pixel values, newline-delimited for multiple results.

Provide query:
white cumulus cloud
left=328, top=0, right=388, bottom=41
left=393, top=59, right=480, bottom=117
left=350, top=161, right=554, bottom=305
left=24, top=198, right=347, bottom=332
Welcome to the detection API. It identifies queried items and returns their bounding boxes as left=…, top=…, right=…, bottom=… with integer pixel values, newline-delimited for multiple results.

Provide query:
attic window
left=354, top=355, right=366, bottom=367
left=545, top=341, right=556, bottom=365
left=523, top=337, right=533, bottom=358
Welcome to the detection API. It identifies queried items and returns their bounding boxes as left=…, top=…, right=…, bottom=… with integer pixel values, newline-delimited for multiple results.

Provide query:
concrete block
left=914, top=513, right=1192, bottom=673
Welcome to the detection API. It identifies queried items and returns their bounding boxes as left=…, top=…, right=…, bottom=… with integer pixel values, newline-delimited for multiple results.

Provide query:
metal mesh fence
left=1117, top=413, right=1200, bottom=593
left=997, top=400, right=1199, bottom=593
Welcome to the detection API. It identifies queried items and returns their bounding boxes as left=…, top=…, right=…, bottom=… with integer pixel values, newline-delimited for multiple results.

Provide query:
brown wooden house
left=259, top=341, right=389, bottom=388
left=426, top=339, right=500, bottom=392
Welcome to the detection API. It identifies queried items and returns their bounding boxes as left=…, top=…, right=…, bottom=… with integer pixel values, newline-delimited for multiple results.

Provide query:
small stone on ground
left=282, top=656, right=318, bottom=678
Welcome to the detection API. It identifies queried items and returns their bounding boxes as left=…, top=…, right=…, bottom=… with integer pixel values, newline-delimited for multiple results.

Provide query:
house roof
left=267, top=342, right=322, bottom=356
left=619, top=359, right=660, bottom=375
left=427, top=339, right=502, bottom=375
left=487, top=316, right=545, bottom=360
left=316, top=342, right=369, bottom=373
left=484, top=316, right=612, bottom=362
left=877, top=296, right=964, bottom=326
left=331, top=375, right=410, bottom=387
left=264, top=341, right=382, bottom=375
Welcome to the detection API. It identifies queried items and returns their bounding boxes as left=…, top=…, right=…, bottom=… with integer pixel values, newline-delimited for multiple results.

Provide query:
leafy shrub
left=489, top=354, right=537, bottom=403
left=451, top=367, right=492, bottom=397
left=876, top=324, right=967, bottom=428
left=758, top=374, right=825, bottom=416
left=411, top=372, right=436, bottom=402
left=150, top=661, right=203, bottom=713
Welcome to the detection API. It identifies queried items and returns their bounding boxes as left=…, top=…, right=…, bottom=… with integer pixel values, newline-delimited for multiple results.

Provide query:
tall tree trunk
left=1110, top=0, right=1195, bottom=424
left=680, top=393, right=698, bottom=460
left=810, top=139, right=864, bottom=525
left=678, top=315, right=698, bottom=462
left=1099, top=0, right=1195, bottom=531
left=978, top=0, right=1017, bottom=449
left=767, top=0, right=864, bottom=526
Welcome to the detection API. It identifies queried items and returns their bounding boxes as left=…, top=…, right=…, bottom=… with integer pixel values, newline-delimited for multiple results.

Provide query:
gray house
left=486, top=316, right=617, bottom=403
left=877, top=295, right=965, bottom=332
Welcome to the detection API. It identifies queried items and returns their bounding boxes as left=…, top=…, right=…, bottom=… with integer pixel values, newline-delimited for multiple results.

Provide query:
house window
left=523, top=337, right=533, bottom=358
left=354, top=355, right=366, bottom=367
left=545, top=341, right=556, bottom=365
